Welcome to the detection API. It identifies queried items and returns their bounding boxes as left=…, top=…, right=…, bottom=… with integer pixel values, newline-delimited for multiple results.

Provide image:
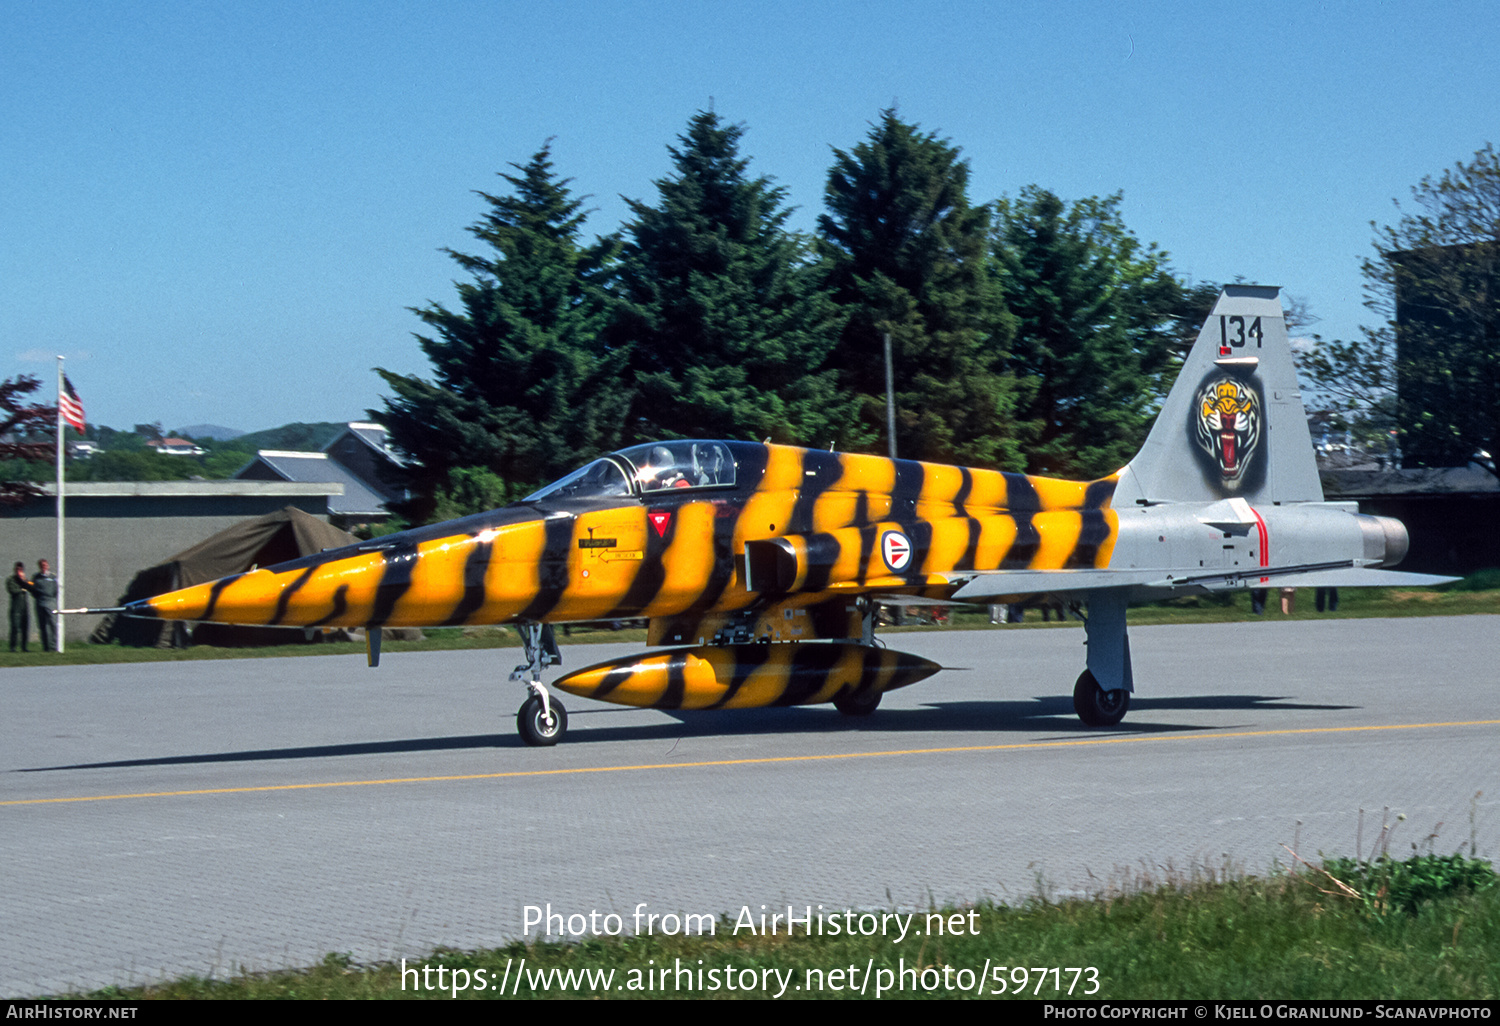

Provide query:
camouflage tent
left=90, top=506, right=358, bottom=648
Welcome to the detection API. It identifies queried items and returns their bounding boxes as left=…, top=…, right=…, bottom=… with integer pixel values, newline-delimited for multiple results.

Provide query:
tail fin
left=1114, top=284, right=1323, bottom=506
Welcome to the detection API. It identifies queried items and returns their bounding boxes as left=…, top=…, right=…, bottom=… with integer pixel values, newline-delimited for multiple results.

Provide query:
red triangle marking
left=649, top=510, right=671, bottom=537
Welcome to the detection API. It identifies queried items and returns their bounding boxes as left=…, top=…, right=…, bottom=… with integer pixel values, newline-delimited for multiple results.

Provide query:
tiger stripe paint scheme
left=550, top=643, right=942, bottom=712
left=121, top=286, right=1449, bottom=744
left=135, top=444, right=1121, bottom=634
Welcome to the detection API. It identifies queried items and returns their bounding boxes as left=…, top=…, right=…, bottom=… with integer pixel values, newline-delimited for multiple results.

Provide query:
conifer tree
left=992, top=187, right=1182, bottom=478
left=818, top=110, right=1018, bottom=467
left=608, top=110, right=843, bottom=446
left=374, top=143, right=627, bottom=518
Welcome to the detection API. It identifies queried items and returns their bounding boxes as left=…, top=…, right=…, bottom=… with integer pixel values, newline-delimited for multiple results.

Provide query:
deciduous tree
left=1304, top=143, right=1499, bottom=467
left=0, top=376, right=55, bottom=506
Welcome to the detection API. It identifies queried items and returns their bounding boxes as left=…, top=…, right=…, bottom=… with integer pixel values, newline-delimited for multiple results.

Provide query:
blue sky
left=3, top=0, right=1496, bottom=435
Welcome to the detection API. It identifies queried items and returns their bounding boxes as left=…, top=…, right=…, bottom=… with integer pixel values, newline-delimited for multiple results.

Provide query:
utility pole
left=883, top=330, right=897, bottom=460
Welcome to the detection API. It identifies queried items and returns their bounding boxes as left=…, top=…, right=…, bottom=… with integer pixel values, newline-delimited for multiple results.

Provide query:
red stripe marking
left=1250, top=506, right=1269, bottom=583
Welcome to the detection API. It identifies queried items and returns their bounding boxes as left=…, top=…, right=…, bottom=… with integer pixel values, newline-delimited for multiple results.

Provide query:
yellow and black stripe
left=551, top=642, right=941, bottom=711
left=134, top=441, right=1120, bottom=632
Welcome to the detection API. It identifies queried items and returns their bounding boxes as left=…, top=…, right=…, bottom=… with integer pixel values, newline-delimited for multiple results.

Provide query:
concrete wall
left=0, top=482, right=339, bottom=641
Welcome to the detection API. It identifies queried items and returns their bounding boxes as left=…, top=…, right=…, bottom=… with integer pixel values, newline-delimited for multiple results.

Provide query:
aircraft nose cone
left=121, top=598, right=159, bottom=619
left=128, top=569, right=278, bottom=623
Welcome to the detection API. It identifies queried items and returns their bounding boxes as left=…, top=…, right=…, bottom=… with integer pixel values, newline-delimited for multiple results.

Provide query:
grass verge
left=66, top=855, right=1499, bottom=1000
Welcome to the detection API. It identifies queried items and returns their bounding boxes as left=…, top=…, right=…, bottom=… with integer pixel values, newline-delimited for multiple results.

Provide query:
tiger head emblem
left=1194, top=375, right=1261, bottom=491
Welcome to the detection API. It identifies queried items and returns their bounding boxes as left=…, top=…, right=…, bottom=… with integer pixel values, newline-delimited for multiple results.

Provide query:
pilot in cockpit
left=642, top=445, right=688, bottom=490
left=692, top=443, right=726, bottom=486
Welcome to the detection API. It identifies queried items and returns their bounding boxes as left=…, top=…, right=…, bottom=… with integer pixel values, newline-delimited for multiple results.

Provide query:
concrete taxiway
left=3, top=616, right=1497, bottom=996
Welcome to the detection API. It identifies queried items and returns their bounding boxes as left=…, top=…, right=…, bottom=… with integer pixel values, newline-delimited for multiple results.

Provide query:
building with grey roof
left=0, top=480, right=342, bottom=641
left=233, top=422, right=407, bottom=530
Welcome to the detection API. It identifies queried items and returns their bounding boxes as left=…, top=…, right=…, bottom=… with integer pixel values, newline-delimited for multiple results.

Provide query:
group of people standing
left=1250, top=587, right=1339, bottom=615
left=8, top=560, right=58, bottom=652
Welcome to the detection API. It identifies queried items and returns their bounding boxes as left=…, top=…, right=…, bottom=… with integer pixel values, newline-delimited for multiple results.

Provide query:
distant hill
left=231, top=422, right=347, bottom=453
left=176, top=423, right=243, bottom=440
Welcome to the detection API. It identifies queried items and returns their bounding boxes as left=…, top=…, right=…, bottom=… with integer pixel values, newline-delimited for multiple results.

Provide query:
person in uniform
left=8, top=562, right=31, bottom=652
left=31, top=559, right=58, bottom=652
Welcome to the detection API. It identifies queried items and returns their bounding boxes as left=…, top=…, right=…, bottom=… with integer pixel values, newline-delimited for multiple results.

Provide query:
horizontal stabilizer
left=1220, top=568, right=1459, bottom=590
left=1151, top=562, right=1459, bottom=591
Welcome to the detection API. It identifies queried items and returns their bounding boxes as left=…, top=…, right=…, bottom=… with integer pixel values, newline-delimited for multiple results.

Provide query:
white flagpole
left=56, top=355, right=66, bottom=654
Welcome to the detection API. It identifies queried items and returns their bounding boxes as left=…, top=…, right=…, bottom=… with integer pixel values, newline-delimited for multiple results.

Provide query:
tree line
left=374, top=109, right=1219, bottom=522
left=8, top=116, right=1488, bottom=519
left=381, top=125, right=1499, bottom=519
left=1298, top=142, right=1499, bottom=470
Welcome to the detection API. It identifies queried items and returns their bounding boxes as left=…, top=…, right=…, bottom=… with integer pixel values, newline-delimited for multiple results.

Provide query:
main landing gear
left=1076, top=590, right=1133, bottom=729
left=833, top=687, right=882, bottom=716
left=833, top=598, right=884, bottom=717
left=512, top=623, right=566, bottom=746
left=1072, top=669, right=1129, bottom=727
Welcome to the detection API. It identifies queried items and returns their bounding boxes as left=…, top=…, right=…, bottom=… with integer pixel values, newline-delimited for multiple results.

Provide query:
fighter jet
left=113, top=286, right=1448, bottom=744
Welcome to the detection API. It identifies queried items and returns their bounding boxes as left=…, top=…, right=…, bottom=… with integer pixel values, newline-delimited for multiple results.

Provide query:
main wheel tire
left=833, top=687, right=882, bottom=716
left=517, top=695, right=568, bottom=746
left=1072, top=670, right=1129, bottom=727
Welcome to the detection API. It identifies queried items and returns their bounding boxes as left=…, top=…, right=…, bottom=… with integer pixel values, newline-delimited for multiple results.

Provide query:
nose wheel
left=518, top=692, right=568, bottom=746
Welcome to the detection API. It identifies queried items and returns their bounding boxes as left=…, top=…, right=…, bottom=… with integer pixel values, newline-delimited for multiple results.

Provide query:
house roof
left=237, top=451, right=389, bottom=516
left=1321, top=465, right=1500, bottom=498
left=327, top=421, right=405, bottom=466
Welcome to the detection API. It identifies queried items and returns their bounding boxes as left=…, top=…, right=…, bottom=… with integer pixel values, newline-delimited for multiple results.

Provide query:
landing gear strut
left=1078, top=590, right=1133, bottom=728
left=511, top=623, right=566, bottom=746
left=835, top=598, right=883, bottom=716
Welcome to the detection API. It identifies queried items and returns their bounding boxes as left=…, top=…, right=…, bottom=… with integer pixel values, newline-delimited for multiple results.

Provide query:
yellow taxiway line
left=6, top=719, right=1499, bottom=807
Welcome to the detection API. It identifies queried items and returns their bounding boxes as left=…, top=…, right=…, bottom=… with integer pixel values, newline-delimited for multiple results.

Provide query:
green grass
left=60, top=856, right=1500, bottom=1000
left=0, top=624, right=618, bottom=668
left=4, top=572, right=1496, bottom=669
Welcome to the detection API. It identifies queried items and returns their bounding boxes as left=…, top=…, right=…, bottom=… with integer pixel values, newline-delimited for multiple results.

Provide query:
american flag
left=59, top=376, right=85, bottom=433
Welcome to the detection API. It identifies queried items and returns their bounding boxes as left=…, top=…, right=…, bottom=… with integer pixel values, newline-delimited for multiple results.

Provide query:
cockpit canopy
left=523, top=440, right=738, bottom=503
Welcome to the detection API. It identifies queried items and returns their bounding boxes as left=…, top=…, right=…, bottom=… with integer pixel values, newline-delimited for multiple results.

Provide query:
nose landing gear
left=512, top=622, right=567, bottom=745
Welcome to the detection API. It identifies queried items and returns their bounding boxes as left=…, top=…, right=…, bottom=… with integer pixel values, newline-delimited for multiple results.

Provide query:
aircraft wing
left=946, top=569, right=1166, bottom=601
left=946, top=564, right=1458, bottom=602
left=1193, top=567, right=1459, bottom=590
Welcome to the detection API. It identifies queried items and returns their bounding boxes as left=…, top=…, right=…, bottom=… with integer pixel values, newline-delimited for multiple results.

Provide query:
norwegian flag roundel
left=881, top=530, right=913, bottom=572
